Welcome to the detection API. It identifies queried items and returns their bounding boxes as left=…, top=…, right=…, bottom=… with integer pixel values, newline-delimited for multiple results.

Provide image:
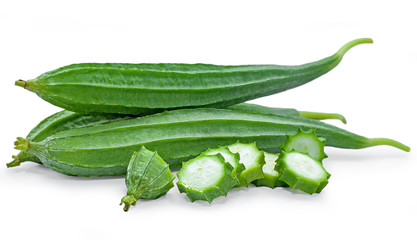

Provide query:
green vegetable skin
left=121, top=146, right=174, bottom=211
left=8, top=104, right=346, bottom=167
left=15, top=39, right=372, bottom=115
left=14, top=108, right=409, bottom=177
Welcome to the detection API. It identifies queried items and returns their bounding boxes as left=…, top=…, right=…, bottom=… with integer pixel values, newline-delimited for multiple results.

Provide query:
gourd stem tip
left=120, top=195, right=137, bottom=212
left=368, top=138, right=410, bottom=152
left=6, top=156, right=21, bottom=168
left=299, top=111, right=347, bottom=124
left=15, top=80, right=28, bottom=89
left=337, top=38, right=373, bottom=58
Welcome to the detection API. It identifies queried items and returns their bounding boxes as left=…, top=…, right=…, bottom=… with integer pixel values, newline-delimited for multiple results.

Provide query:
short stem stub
left=120, top=195, right=137, bottom=212
left=15, top=80, right=28, bottom=89
left=6, top=156, right=21, bottom=168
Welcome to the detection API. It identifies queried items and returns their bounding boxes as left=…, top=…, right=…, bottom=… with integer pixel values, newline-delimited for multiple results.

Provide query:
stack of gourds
left=9, top=38, right=409, bottom=211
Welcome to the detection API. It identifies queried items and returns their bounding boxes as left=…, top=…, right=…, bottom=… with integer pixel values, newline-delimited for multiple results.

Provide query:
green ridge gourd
left=8, top=105, right=346, bottom=168
left=121, top=146, right=174, bottom=211
left=14, top=108, right=409, bottom=177
left=15, top=39, right=372, bottom=115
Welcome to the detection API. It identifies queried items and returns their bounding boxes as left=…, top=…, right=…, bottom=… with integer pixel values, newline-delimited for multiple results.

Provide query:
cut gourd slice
left=177, top=154, right=238, bottom=203
left=201, top=147, right=245, bottom=183
left=281, top=129, right=327, bottom=161
left=275, top=151, right=330, bottom=194
left=253, top=152, right=287, bottom=188
left=227, top=142, right=265, bottom=187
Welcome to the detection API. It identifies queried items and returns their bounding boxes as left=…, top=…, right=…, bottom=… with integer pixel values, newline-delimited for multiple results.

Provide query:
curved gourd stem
left=366, top=138, right=410, bottom=152
left=299, top=111, right=347, bottom=124
left=120, top=195, right=137, bottom=212
left=7, top=137, right=31, bottom=168
left=336, top=38, right=373, bottom=58
left=6, top=155, right=21, bottom=168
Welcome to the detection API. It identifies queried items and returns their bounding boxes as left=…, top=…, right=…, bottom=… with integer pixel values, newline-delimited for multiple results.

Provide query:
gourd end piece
left=367, top=138, right=410, bottom=152
left=14, top=137, right=29, bottom=151
left=6, top=155, right=21, bottom=168
left=120, top=195, right=137, bottom=212
left=337, top=38, right=373, bottom=58
left=299, top=111, right=347, bottom=124
left=15, top=80, right=28, bottom=89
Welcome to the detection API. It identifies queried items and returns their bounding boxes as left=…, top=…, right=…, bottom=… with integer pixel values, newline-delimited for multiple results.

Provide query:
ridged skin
left=19, top=39, right=372, bottom=114
left=11, top=103, right=331, bottom=167
left=22, top=108, right=399, bottom=177
left=13, top=110, right=131, bottom=165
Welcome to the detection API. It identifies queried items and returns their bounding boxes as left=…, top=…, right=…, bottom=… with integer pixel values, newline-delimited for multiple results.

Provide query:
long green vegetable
left=8, top=104, right=345, bottom=168
left=13, top=108, right=409, bottom=177
left=15, top=39, right=372, bottom=115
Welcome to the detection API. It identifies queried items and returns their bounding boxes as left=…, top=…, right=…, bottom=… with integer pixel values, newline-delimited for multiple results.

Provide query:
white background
left=1, top=1, right=416, bottom=239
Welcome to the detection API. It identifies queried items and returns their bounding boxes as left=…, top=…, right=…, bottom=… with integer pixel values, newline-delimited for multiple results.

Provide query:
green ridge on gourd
left=13, top=108, right=409, bottom=177
left=121, top=146, right=174, bottom=211
left=7, top=104, right=347, bottom=168
left=15, top=38, right=372, bottom=115
left=177, top=154, right=238, bottom=203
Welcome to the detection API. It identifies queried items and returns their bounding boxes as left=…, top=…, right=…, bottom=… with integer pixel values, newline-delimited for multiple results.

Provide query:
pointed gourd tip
left=6, top=156, right=21, bottom=168
left=337, top=38, right=373, bottom=58
left=15, top=80, right=28, bottom=89
left=367, top=138, right=410, bottom=152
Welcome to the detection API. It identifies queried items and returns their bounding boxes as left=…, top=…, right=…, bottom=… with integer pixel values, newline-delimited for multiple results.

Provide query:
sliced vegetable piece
left=276, top=151, right=330, bottom=194
left=253, top=152, right=287, bottom=188
left=120, top=146, right=174, bottom=211
left=201, top=147, right=245, bottom=183
left=281, top=129, right=327, bottom=161
left=177, top=154, right=238, bottom=203
left=227, top=142, right=265, bottom=187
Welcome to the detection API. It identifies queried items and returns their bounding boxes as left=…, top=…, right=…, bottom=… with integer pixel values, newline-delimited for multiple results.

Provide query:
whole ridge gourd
left=15, top=38, right=372, bottom=115
left=13, top=108, right=409, bottom=177
left=7, top=104, right=347, bottom=168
